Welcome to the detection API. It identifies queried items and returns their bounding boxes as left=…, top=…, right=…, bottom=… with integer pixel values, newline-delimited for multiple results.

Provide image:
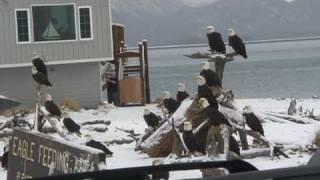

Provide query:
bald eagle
left=207, top=26, right=226, bottom=54
left=243, top=105, right=264, bottom=136
left=200, top=62, right=222, bottom=88
left=143, top=109, right=161, bottom=130
left=162, top=91, right=178, bottom=115
left=44, top=94, right=61, bottom=120
left=182, top=121, right=201, bottom=154
left=63, top=117, right=81, bottom=136
left=32, top=56, right=48, bottom=77
left=85, top=135, right=113, bottom=156
left=32, top=66, right=52, bottom=87
left=176, top=83, right=190, bottom=106
left=228, top=28, right=247, bottom=59
left=199, top=98, right=231, bottom=127
left=195, top=75, right=218, bottom=110
left=1, top=146, right=8, bottom=169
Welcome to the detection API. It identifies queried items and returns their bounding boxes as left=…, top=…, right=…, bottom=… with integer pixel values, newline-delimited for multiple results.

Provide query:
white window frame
left=78, top=6, right=94, bottom=41
left=31, top=3, right=78, bottom=44
left=15, top=8, right=31, bottom=44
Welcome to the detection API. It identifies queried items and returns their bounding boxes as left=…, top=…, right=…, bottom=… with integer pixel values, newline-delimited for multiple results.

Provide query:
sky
left=181, top=0, right=297, bottom=7
left=181, top=0, right=219, bottom=7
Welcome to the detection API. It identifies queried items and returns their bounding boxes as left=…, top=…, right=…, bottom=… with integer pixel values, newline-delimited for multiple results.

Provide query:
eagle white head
left=144, top=108, right=151, bottom=115
left=194, top=75, right=206, bottom=86
left=228, top=28, right=236, bottom=36
left=199, top=98, right=210, bottom=109
left=207, top=25, right=215, bottom=33
left=243, top=105, right=253, bottom=114
left=45, top=94, right=53, bottom=101
left=183, top=121, right=193, bottom=131
left=31, top=65, right=38, bottom=74
left=201, top=61, right=210, bottom=70
left=32, top=52, right=40, bottom=59
left=177, top=83, right=186, bottom=92
left=84, top=134, right=93, bottom=142
left=161, top=91, right=171, bottom=99
left=63, top=112, right=70, bottom=118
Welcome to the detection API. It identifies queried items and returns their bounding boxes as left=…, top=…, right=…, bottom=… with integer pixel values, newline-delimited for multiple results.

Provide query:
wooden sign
left=7, top=128, right=106, bottom=180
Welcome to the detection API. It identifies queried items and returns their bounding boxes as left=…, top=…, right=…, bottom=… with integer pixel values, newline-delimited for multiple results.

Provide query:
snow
left=0, top=98, right=319, bottom=179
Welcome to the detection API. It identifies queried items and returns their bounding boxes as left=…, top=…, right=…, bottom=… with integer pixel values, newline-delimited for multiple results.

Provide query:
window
left=32, top=4, right=76, bottom=42
left=15, top=9, right=31, bottom=43
left=78, top=6, right=93, bottom=40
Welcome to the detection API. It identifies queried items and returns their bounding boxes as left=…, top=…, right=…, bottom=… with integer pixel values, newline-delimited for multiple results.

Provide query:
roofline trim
left=0, top=57, right=114, bottom=68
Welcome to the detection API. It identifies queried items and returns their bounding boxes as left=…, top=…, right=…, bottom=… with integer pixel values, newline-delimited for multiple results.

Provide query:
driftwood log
left=241, top=144, right=299, bottom=159
left=82, top=120, right=111, bottom=126
left=140, top=98, right=294, bottom=158
left=140, top=99, right=193, bottom=157
left=0, top=129, right=13, bottom=139
left=39, top=106, right=67, bottom=139
left=265, top=112, right=312, bottom=124
left=140, top=98, right=249, bottom=157
left=106, top=139, right=135, bottom=145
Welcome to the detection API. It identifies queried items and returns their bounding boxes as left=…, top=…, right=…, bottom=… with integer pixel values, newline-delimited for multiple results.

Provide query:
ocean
left=148, top=39, right=320, bottom=100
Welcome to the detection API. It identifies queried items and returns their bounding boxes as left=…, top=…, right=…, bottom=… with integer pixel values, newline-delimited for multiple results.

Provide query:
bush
left=313, top=129, right=320, bottom=147
left=62, top=97, right=81, bottom=112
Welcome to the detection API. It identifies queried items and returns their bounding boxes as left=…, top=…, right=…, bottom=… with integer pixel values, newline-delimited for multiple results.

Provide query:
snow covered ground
left=0, top=98, right=319, bottom=179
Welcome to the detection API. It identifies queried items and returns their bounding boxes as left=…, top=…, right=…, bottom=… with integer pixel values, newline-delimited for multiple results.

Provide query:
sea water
left=148, top=39, right=320, bottom=100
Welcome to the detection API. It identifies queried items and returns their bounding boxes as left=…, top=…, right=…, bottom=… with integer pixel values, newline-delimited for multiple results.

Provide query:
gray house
left=0, top=0, right=113, bottom=108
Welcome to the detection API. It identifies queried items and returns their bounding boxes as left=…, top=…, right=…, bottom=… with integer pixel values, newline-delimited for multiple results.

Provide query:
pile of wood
left=139, top=54, right=318, bottom=160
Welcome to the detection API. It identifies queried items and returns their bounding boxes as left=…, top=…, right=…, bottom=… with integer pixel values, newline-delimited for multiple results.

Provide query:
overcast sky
left=181, top=0, right=297, bottom=7
left=181, top=0, right=219, bottom=7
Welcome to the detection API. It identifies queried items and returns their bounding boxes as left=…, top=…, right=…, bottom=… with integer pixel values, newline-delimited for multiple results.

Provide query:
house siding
left=0, top=0, right=112, bottom=66
left=0, top=62, right=101, bottom=108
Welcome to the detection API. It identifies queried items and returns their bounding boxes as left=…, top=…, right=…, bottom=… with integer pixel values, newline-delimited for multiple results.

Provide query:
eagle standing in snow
left=85, top=135, right=113, bottom=156
left=195, top=75, right=218, bottom=110
left=32, top=66, right=52, bottom=87
left=199, top=98, right=231, bottom=127
left=176, top=83, right=189, bottom=106
left=228, top=28, right=248, bottom=59
left=182, top=121, right=201, bottom=154
left=1, top=146, right=8, bottom=169
left=162, top=91, right=178, bottom=115
left=242, top=105, right=264, bottom=136
left=63, top=116, right=81, bottom=136
left=32, top=53, right=48, bottom=77
left=143, top=109, right=161, bottom=130
left=44, top=94, right=62, bottom=120
left=200, top=61, right=222, bottom=89
left=207, top=26, right=226, bottom=54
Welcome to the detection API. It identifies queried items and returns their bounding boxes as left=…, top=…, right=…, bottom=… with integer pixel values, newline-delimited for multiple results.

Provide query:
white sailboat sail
left=41, top=20, right=61, bottom=40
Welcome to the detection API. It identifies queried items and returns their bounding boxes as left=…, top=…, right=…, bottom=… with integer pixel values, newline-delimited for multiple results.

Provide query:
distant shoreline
left=128, top=36, right=320, bottom=50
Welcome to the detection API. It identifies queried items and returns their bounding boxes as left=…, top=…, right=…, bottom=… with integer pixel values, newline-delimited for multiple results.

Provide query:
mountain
left=112, top=0, right=320, bottom=46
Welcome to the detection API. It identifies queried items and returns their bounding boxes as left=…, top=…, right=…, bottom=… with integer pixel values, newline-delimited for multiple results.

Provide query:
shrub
left=62, top=97, right=81, bottom=112
left=312, top=128, right=320, bottom=147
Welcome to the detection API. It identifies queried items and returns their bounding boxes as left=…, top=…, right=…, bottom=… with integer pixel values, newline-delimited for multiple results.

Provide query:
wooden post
left=114, top=41, right=125, bottom=105
left=208, top=54, right=235, bottom=84
left=115, top=58, right=120, bottom=106
left=142, top=40, right=151, bottom=104
left=139, top=42, right=146, bottom=105
left=239, top=130, right=249, bottom=150
left=34, top=86, right=42, bottom=132
left=214, top=58, right=226, bottom=83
